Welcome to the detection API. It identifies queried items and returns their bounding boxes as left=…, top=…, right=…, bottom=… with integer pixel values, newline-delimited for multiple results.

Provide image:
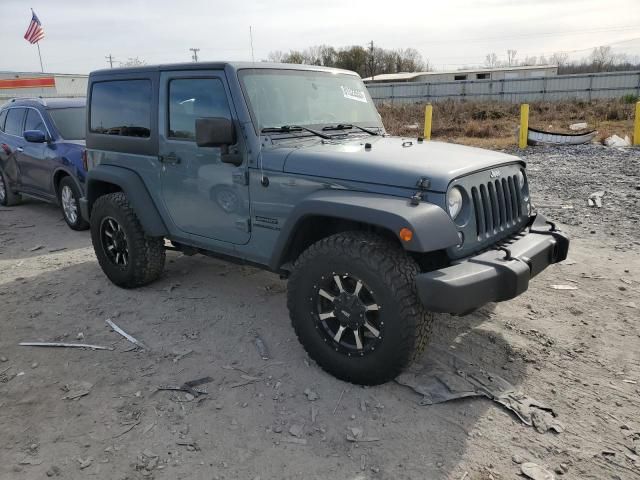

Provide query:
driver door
left=158, top=71, right=250, bottom=244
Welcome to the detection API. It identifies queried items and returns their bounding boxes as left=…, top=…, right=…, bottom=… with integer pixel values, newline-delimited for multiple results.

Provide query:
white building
left=0, top=71, right=88, bottom=100
left=363, top=65, right=558, bottom=84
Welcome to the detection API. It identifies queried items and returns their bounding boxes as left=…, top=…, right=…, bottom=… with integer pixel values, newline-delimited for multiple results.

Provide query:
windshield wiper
left=261, top=125, right=332, bottom=140
left=321, top=124, right=380, bottom=136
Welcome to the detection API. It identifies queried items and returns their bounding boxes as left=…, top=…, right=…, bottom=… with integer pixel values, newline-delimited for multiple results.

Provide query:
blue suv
left=0, top=97, right=89, bottom=230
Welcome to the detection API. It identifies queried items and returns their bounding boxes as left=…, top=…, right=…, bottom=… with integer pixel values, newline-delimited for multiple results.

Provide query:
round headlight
left=447, top=187, right=463, bottom=219
left=517, top=170, right=526, bottom=190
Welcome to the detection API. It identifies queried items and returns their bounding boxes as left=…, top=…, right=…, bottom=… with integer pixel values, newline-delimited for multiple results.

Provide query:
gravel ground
left=0, top=144, right=639, bottom=480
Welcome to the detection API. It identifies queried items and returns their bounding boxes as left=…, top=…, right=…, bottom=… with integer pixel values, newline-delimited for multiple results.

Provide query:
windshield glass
left=239, top=69, right=382, bottom=132
left=48, top=107, right=86, bottom=140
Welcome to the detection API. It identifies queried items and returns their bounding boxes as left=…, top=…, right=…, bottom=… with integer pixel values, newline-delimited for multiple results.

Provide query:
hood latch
left=410, top=177, right=431, bottom=205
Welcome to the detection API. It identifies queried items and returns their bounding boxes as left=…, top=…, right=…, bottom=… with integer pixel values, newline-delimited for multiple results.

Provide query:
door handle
left=159, top=152, right=181, bottom=164
left=16, top=147, right=24, bottom=153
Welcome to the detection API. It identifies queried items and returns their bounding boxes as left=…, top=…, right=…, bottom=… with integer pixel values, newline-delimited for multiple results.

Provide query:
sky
left=1, top=0, right=639, bottom=74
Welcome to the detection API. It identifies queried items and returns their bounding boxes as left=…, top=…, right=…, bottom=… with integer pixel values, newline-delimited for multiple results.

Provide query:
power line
left=105, top=54, right=115, bottom=68
left=189, top=48, right=200, bottom=62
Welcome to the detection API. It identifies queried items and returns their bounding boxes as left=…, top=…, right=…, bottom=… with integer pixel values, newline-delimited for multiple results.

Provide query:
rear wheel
left=90, top=192, right=165, bottom=288
left=58, top=176, right=89, bottom=230
left=287, top=232, right=433, bottom=385
left=0, top=167, right=22, bottom=206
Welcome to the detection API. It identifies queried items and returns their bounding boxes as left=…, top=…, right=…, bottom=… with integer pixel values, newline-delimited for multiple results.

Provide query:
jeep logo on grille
left=489, top=169, right=502, bottom=179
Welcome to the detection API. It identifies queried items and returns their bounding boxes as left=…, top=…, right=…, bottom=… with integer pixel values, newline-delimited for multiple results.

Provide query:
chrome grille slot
left=471, top=174, right=524, bottom=240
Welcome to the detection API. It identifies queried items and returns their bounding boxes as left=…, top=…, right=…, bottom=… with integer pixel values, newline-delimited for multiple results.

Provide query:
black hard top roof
left=90, top=61, right=358, bottom=77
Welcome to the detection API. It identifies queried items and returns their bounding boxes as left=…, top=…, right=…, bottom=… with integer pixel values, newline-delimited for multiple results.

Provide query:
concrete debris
left=172, top=349, right=193, bottom=363
left=61, top=381, right=93, bottom=400
left=45, top=465, right=61, bottom=477
left=569, top=122, right=588, bottom=131
left=304, top=388, right=318, bottom=401
left=157, top=376, right=213, bottom=396
left=588, top=191, right=605, bottom=208
left=288, top=423, right=304, bottom=438
left=604, top=135, right=631, bottom=148
left=77, top=457, right=93, bottom=470
left=521, top=462, right=555, bottom=480
left=106, top=318, right=149, bottom=351
left=28, top=245, right=44, bottom=252
left=346, top=427, right=380, bottom=443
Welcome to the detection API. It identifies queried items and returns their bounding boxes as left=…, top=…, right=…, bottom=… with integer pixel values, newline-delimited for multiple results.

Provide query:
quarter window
left=4, top=108, right=25, bottom=136
left=90, top=80, right=151, bottom=137
left=168, top=78, right=231, bottom=140
left=24, top=109, right=46, bottom=133
left=0, top=110, right=7, bottom=131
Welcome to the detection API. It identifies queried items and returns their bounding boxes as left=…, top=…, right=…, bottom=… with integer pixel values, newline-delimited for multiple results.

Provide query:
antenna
left=249, top=26, right=266, bottom=184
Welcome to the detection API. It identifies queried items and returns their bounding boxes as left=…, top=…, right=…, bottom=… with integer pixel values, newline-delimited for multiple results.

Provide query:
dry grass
left=378, top=99, right=637, bottom=148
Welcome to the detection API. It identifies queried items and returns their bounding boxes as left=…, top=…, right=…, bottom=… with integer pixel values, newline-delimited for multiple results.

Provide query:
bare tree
left=549, top=52, right=569, bottom=67
left=266, top=50, right=286, bottom=63
left=485, top=52, right=499, bottom=68
left=589, top=46, right=616, bottom=72
left=507, top=49, right=518, bottom=66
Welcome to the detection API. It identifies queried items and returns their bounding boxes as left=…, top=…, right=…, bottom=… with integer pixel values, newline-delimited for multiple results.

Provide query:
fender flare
left=51, top=166, right=84, bottom=199
left=86, top=165, right=168, bottom=236
left=269, top=189, right=460, bottom=269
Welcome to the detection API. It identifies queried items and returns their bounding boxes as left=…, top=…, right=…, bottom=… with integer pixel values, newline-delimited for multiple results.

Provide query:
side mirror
left=195, top=117, right=236, bottom=148
left=24, top=130, right=47, bottom=143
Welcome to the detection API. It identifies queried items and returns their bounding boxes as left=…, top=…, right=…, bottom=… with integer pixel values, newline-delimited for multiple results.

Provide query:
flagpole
left=36, top=41, right=44, bottom=72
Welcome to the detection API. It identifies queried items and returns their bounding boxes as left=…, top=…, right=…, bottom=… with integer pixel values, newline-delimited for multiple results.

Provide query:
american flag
left=24, top=10, right=45, bottom=44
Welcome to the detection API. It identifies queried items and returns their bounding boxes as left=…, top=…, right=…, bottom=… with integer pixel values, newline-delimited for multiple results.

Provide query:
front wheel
left=287, top=232, right=433, bottom=385
left=90, top=192, right=165, bottom=288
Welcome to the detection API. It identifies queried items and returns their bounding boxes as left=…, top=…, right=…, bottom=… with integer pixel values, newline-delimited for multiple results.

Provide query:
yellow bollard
left=519, top=104, right=529, bottom=149
left=634, top=101, right=640, bottom=146
left=423, top=104, right=433, bottom=141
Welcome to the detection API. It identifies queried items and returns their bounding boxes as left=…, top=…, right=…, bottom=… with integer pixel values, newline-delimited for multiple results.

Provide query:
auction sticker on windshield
left=341, top=86, right=367, bottom=103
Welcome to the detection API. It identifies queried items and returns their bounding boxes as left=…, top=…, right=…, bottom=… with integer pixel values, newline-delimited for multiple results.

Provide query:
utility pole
left=190, top=48, right=200, bottom=62
left=105, top=54, right=115, bottom=68
left=368, top=40, right=375, bottom=80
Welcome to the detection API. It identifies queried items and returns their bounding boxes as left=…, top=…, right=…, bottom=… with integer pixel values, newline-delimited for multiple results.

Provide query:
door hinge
left=232, top=170, right=249, bottom=186
left=235, top=218, right=251, bottom=232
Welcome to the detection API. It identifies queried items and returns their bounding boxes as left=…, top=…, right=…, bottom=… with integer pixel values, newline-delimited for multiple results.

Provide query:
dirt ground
left=1, top=145, right=639, bottom=480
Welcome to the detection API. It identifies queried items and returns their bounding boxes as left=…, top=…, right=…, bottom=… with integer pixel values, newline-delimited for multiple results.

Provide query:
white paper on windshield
left=341, top=86, right=368, bottom=103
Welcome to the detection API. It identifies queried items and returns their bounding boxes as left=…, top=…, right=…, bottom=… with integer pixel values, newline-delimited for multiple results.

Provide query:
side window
left=168, top=78, right=231, bottom=141
left=24, top=109, right=46, bottom=133
left=0, top=110, right=7, bottom=132
left=90, top=80, right=151, bottom=138
left=4, top=108, right=25, bottom=136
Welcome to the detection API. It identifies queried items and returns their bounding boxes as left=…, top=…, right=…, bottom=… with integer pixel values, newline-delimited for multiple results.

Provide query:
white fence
left=366, top=70, right=640, bottom=104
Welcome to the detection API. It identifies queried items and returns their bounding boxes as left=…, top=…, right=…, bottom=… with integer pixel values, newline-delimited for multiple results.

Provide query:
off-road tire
left=58, top=176, right=89, bottom=231
left=90, top=192, right=165, bottom=288
left=0, top=167, right=22, bottom=206
left=287, top=231, right=433, bottom=385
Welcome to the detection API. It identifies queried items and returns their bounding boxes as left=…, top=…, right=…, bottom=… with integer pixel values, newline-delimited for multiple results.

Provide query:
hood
left=282, top=136, right=523, bottom=192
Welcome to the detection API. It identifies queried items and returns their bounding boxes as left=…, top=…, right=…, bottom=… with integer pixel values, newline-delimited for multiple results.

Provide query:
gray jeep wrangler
left=82, top=62, right=569, bottom=385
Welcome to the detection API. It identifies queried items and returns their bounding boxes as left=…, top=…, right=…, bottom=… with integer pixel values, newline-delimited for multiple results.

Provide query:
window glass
left=90, top=80, right=151, bottom=137
left=0, top=110, right=7, bottom=131
left=4, top=108, right=25, bottom=136
left=24, top=109, right=46, bottom=133
left=49, top=107, right=86, bottom=140
left=168, top=78, right=231, bottom=140
left=239, top=69, right=381, bottom=131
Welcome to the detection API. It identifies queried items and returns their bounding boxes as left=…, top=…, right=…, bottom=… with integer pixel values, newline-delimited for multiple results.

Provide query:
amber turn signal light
left=399, top=228, right=413, bottom=242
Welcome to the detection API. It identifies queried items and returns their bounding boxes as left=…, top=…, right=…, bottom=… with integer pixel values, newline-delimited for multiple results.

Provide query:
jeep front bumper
left=416, top=214, right=569, bottom=314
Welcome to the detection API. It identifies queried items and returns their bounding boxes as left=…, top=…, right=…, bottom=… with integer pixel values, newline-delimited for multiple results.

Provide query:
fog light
left=399, top=228, right=413, bottom=242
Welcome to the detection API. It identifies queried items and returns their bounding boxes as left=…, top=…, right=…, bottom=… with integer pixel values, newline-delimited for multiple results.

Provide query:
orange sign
left=0, top=77, right=55, bottom=89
